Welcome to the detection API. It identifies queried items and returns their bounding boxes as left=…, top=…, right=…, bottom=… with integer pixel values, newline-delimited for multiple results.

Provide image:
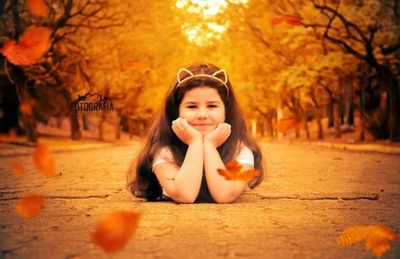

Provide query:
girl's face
left=178, top=86, right=226, bottom=136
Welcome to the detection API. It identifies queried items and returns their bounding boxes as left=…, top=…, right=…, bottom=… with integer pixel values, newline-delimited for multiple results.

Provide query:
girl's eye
left=187, top=106, right=197, bottom=109
left=208, top=105, right=218, bottom=108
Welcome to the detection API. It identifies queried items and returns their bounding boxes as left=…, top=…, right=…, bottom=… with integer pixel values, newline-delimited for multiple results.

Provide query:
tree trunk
left=317, top=117, right=323, bottom=140
left=70, top=101, right=81, bottom=140
left=327, top=101, right=334, bottom=128
left=334, top=102, right=341, bottom=138
left=304, top=118, right=310, bottom=140
left=115, top=109, right=122, bottom=140
left=14, top=69, right=38, bottom=143
left=82, top=113, right=89, bottom=130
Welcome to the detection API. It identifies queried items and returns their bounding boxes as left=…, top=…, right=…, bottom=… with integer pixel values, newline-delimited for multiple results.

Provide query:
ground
left=0, top=141, right=399, bottom=259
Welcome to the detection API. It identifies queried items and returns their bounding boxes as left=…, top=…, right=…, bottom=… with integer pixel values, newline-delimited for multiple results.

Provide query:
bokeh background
left=1, top=0, right=399, bottom=144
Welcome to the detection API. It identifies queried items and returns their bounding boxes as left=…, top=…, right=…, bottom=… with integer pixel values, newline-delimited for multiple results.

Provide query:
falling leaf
left=16, top=194, right=44, bottom=219
left=0, top=26, right=51, bottom=66
left=32, top=143, right=56, bottom=177
left=20, top=99, right=36, bottom=116
left=27, top=0, right=48, bottom=17
left=337, top=224, right=400, bottom=257
left=11, top=161, right=24, bottom=176
left=271, top=15, right=302, bottom=26
left=91, top=211, right=140, bottom=253
left=277, top=118, right=301, bottom=133
left=217, top=160, right=260, bottom=182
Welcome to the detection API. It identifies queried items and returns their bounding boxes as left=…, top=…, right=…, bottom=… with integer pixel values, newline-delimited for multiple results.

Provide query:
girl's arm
left=203, top=124, right=249, bottom=203
left=204, top=141, right=250, bottom=203
left=154, top=119, right=203, bottom=203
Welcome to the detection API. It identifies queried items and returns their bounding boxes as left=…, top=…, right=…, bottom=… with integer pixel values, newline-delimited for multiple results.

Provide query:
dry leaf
left=32, top=143, right=56, bottom=177
left=91, top=211, right=140, bottom=253
left=28, top=0, right=49, bottom=17
left=277, top=118, right=301, bottom=133
left=0, top=26, right=51, bottom=66
left=16, top=194, right=44, bottom=219
left=217, top=160, right=260, bottom=182
left=271, top=15, right=302, bottom=26
left=20, top=100, right=36, bottom=116
left=11, top=161, right=24, bottom=176
left=337, top=224, right=400, bottom=257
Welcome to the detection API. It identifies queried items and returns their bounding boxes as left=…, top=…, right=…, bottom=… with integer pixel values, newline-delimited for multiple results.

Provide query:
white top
left=152, top=144, right=254, bottom=171
left=152, top=144, right=254, bottom=198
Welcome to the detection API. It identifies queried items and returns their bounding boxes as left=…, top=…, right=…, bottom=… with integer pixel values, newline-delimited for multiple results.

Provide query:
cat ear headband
left=176, top=68, right=229, bottom=97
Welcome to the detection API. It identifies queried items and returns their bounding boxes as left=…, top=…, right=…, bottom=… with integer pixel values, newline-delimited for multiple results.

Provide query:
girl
left=127, top=63, right=264, bottom=204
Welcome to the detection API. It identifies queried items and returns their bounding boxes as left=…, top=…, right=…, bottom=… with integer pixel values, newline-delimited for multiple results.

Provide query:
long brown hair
left=127, top=63, right=264, bottom=201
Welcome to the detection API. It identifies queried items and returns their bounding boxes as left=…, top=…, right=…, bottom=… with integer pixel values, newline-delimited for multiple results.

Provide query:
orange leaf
left=271, top=15, right=302, bottom=26
left=20, top=99, right=36, bottom=116
left=11, top=161, right=24, bottom=176
left=32, top=143, right=56, bottom=177
left=0, top=26, right=51, bottom=66
left=277, top=118, right=301, bottom=133
left=217, top=160, right=260, bottom=182
left=337, top=224, right=400, bottom=257
left=28, top=0, right=48, bottom=17
left=16, top=194, right=44, bottom=219
left=91, top=211, right=140, bottom=253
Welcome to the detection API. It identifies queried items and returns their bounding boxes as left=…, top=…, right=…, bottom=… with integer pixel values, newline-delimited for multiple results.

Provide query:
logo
left=71, top=93, right=114, bottom=112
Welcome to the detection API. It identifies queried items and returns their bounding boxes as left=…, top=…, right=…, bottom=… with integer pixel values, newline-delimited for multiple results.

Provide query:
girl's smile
left=178, top=86, right=225, bottom=136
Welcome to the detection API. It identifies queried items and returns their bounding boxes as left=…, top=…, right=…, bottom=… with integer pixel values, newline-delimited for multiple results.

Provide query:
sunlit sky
left=176, top=0, right=248, bottom=46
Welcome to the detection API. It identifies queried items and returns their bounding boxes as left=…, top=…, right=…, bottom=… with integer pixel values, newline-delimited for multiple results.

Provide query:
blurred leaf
left=32, top=143, right=56, bottom=177
left=277, top=118, right=301, bottom=133
left=91, top=210, right=140, bottom=253
left=28, top=0, right=48, bottom=17
left=19, top=99, right=36, bottom=116
left=16, top=194, right=44, bottom=219
left=0, top=26, right=51, bottom=66
left=337, top=224, right=400, bottom=257
left=217, top=160, right=260, bottom=182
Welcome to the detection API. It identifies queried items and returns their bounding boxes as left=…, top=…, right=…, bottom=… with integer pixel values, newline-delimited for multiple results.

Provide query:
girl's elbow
left=174, top=192, right=197, bottom=204
left=213, top=192, right=239, bottom=204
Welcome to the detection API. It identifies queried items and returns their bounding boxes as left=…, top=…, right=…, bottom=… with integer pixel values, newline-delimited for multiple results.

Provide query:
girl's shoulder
left=235, top=143, right=254, bottom=166
left=152, top=146, right=174, bottom=171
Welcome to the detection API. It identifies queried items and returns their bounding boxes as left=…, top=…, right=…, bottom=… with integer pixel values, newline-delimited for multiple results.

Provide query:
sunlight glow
left=176, top=0, right=248, bottom=46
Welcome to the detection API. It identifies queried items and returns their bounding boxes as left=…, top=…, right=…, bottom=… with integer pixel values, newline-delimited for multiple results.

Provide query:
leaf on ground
left=28, top=0, right=48, bottom=17
left=217, top=160, right=260, bottom=182
left=16, top=194, right=44, bottom=219
left=11, top=161, right=24, bottom=176
left=91, top=210, right=140, bottom=253
left=337, top=224, right=400, bottom=257
left=32, top=143, right=56, bottom=177
left=0, top=26, right=51, bottom=66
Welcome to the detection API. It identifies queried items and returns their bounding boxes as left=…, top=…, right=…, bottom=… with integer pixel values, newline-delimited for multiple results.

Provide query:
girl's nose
left=196, top=107, right=208, bottom=118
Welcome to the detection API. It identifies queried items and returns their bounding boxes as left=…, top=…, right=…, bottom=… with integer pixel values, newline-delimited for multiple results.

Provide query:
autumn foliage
left=0, top=26, right=51, bottom=66
left=27, top=0, right=49, bottom=17
left=91, top=211, right=141, bottom=253
left=337, top=224, right=400, bottom=257
left=16, top=194, right=45, bottom=219
left=217, top=160, right=260, bottom=182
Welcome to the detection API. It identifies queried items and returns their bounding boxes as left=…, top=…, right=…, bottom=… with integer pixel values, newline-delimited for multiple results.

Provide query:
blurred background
left=0, top=0, right=399, bottom=144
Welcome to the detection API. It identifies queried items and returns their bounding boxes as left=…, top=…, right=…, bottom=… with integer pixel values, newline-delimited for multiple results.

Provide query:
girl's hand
left=203, top=123, right=231, bottom=148
left=172, top=118, right=203, bottom=145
